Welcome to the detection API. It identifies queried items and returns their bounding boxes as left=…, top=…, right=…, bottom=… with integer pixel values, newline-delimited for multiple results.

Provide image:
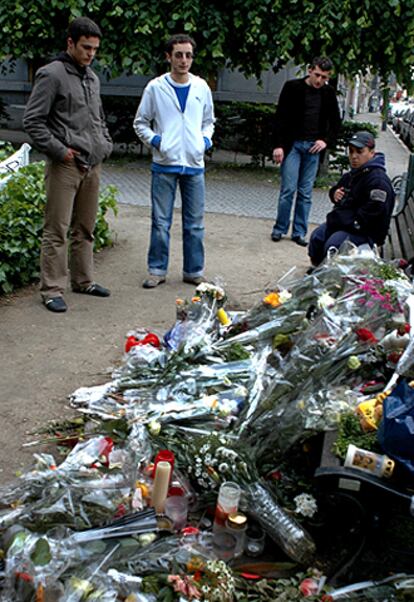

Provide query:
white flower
left=218, top=462, right=229, bottom=472
left=205, top=454, right=212, bottom=464
left=196, top=282, right=225, bottom=300
left=138, top=532, right=157, bottom=546
left=148, top=420, right=161, bottom=436
left=317, top=291, right=336, bottom=309
left=278, top=289, right=292, bottom=303
left=294, top=492, right=318, bottom=518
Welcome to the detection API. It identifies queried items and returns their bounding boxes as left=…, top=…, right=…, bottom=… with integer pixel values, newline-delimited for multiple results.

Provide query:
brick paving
left=100, top=113, right=409, bottom=226
left=0, top=112, right=409, bottom=226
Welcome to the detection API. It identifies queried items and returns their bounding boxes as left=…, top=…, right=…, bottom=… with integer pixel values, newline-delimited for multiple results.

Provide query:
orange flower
left=187, top=556, right=205, bottom=572
left=263, top=292, right=281, bottom=307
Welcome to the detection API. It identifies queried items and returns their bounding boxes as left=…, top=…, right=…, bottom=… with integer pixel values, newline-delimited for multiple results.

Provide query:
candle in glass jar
left=150, top=461, right=171, bottom=513
left=214, top=481, right=241, bottom=529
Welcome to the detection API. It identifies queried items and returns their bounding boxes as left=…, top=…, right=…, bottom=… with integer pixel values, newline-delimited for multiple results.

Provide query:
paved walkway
left=0, top=113, right=410, bottom=226
left=100, top=113, right=410, bottom=225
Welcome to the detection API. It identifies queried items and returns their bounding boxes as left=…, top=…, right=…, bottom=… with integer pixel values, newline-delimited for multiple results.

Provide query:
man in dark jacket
left=24, top=17, right=113, bottom=312
left=308, top=131, right=395, bottom=266
left=271, top=57, right=341, bottom=246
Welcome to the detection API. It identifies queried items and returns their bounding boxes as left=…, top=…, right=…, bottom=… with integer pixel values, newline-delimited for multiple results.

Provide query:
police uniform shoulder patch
left=370, top=189, right=387, bottom=202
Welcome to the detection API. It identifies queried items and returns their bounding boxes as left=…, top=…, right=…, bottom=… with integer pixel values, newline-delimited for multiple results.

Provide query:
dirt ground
left=0, top=204, right=311, bottom=486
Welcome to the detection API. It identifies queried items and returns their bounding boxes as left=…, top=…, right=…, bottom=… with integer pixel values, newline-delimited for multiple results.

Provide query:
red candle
left=152, top=450, right=174, bottom=481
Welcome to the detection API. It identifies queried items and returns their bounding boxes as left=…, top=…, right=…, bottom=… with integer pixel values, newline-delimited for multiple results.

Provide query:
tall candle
left=150, top=461, right=172, bottom=513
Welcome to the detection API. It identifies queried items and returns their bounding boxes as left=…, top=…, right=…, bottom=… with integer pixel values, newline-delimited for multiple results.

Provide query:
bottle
left=246, top=482, right=315, bottom=565
left=225, top=512, right=247, bottom=557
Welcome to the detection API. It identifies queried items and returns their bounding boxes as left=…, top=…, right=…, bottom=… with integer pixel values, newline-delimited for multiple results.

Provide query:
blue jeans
left=148, top=172, right=205, bottom=278
left=308, top=223, right=373, bottom=266
left=273, top=140, right=320, bottom=239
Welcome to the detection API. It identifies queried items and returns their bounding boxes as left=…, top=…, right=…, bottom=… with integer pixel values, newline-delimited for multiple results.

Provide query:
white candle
left=150, top=461, right=172, bottom=513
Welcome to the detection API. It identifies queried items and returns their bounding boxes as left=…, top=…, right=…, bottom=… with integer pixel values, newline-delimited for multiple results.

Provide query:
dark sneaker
left=271, top=232, right=282, bottom=242
left=142, top=275, right=166, bottom=289
left=73, top=283, right=110, bottom=297
left=43, top=296, right=67, bottom=313
left=292, top=236, right=308, bottom=247
left=183, top=276, right=206, bottom=285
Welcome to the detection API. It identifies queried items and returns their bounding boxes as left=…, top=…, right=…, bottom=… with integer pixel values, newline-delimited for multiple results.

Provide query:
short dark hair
left=68, top=17, right=102, bottom=43
left=165, top=34, right=196, bottom=55
left=310, top=56, right=333, bottom=72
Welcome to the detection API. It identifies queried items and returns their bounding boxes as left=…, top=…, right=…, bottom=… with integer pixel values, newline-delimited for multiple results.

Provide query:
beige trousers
left=40, top=159, right=101, bottom=299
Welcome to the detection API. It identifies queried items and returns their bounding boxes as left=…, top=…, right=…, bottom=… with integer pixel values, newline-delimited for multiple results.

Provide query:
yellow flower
left=187, top=556, right=205, bottom=572
left=217, top=307, right=231, bottom=326
left=263, top=292, right=281, bottom=307
left=136, top=481, right=150, bottom=499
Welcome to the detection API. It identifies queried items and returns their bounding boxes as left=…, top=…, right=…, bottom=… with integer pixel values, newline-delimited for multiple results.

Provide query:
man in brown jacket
left=24, top=17, right=112, bottom=312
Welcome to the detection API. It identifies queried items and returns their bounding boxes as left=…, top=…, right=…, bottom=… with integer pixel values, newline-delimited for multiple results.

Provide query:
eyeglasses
left=172, top=52, right=194, bottom=60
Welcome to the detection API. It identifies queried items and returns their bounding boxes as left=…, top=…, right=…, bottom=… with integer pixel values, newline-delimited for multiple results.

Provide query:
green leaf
left=30, top=538, right=52, bottom=566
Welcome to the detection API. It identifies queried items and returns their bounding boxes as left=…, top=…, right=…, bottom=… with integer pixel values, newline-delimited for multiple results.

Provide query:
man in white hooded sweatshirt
left=134, top=33, right=215, bottom=289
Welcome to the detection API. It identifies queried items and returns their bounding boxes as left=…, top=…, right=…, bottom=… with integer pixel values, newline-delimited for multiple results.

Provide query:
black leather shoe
left=292, top=236, right=308, bottom=247
left=183, top=276, right=206, bottom=285
left=271, top=232, right=282, bottom=242
left=43, top=296, right=67, bottom=313
left=73, top=283, right=110, bottom=297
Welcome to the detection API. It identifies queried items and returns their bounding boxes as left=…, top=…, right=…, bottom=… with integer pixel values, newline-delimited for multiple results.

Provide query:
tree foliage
left=0, top=0, right=413, bottom=87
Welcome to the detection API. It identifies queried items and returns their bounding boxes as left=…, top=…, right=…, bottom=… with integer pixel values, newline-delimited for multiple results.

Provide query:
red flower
left=269, top=469, right=282, bottom=481
left=355, top=328, right=378, bottom=343
left=387, top=351, right=402, bottom=364
left=15, top=572, right=33, bottom=583
left=299, top=577, right=318, bottom=597
left=114, top=503, right=127, bottom=518
left=98, top=436, right=114, bottom=467
left=397, top=323, right=410, bottom=336
left=125, top=333, right=161, bottom=353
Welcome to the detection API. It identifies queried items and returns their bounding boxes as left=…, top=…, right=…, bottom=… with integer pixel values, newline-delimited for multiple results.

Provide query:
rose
left=299, top=577, right=318, bottom=597
left=355, top=328, right=378, bottom=344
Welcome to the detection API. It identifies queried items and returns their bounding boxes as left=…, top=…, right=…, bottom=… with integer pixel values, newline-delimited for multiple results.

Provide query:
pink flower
left=187, top=582, right=201, bottom=599
left=299, top=577, right=319, bottom=597
left=167, top=575, right=201, bottom=600
left=168, top=575, right=187, bottom=596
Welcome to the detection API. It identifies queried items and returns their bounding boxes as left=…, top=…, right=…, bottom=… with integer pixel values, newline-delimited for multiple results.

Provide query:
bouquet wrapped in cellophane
left=2, top=246, right=414, bottom=601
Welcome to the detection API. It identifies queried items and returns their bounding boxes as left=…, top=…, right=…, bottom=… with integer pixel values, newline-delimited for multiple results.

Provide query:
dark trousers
left=308, top=223, right=373, bottom=265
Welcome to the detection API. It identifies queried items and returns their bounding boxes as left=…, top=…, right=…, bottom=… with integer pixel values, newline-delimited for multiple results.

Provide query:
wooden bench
left=381, top=154, right=414, bottom=263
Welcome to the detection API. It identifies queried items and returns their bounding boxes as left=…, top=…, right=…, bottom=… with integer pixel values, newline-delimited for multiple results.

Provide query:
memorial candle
left=150, top=461, right=171, bottom=513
